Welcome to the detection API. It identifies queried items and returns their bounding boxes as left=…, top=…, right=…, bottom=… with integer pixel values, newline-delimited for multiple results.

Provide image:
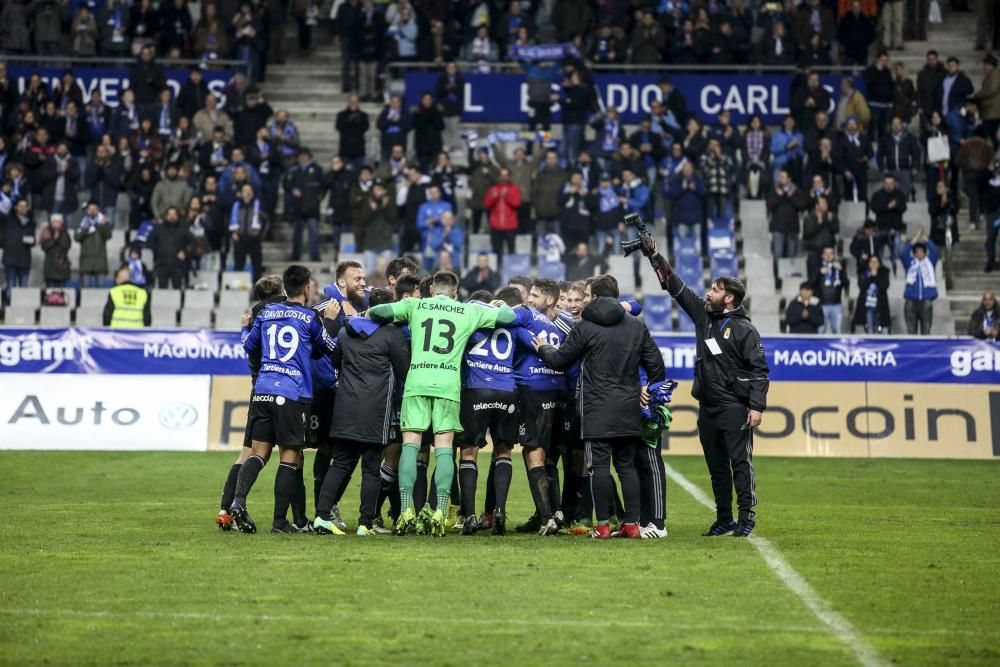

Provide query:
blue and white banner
left=0, top=328, right=996, bottom=384
left=8, top=66, right=233, bottom=108
left=404, top=72, right=850, bottom=125
left=507, top=43, right=580, bottom=62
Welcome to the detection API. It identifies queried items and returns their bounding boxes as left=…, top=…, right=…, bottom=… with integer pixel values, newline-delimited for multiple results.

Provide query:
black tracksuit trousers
left=585, top=438, right=641, bottom=524
left=636, top=440, right=667, bottom=529
left=697, top=404, right=757, bottom=521
left=317, top=439, right=383, bottom=527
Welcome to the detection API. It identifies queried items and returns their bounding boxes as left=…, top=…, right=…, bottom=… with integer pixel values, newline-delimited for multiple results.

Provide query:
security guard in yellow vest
left=103, top=266, right=151, bottom=328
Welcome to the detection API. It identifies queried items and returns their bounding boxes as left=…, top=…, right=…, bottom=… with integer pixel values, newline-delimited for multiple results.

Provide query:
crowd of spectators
left=0, top=0, right=997, bottom=338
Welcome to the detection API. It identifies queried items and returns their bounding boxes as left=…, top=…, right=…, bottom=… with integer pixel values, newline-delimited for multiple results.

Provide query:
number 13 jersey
left=241, top=301, right=337, bottom=402
left=385, top=295, right=501, bottom=401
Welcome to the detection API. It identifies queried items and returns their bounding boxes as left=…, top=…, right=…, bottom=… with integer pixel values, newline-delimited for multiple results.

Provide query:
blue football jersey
left=463, top=326, right=517, bottom=393
left=513, top=307, right=568, bottom=392
left=242, top=301, right=337, bottom=401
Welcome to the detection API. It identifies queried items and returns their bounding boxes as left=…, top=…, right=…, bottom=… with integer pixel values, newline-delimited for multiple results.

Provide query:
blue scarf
left=823, top=262, right=841, bottom=288
left=159, top=106, right=171, bottom=136
left=230, top=198, right=261, bottom=232
left=602, top=120, right=620, bottom=151
left=508, top=42, right=579, bottom=61
left=598, top=185, right=619, bottom=212
left=129, top=257, right=146, bottom=285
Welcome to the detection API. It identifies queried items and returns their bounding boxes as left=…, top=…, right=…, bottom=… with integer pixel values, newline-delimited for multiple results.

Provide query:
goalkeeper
left=636, top=374, right=678, bottom=539
left=368, top=271, right=516, bottom=536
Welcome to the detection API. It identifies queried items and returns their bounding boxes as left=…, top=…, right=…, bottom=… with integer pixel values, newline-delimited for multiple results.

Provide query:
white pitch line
left=664, top=462, right=888, bottom=667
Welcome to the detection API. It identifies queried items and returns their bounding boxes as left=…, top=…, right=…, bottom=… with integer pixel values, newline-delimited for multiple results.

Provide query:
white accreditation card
left=705, top=337, right=723, bottom=355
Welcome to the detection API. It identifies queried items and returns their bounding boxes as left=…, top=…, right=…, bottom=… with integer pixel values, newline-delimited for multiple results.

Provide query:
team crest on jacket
left=723, top=328, right=731, bottom=340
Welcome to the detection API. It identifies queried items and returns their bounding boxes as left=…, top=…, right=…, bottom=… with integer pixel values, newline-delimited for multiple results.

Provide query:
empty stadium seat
left=707, top=228, right=735, bottom=253
left=221, top=271, right=253, bottom=291
left=468, top=234, right=492, bottom=253
left=710, top=251, right=739, bottom=277
left=74, top=307, right=104, bottom=328
left=708, top=216, right=735, bottom=233
left=180, top=309, right=212, bottom=329
left=501, top=254, right=531, bottom=283
left=184, top=290, right=214, bottom=310
left=79, top=288, right=106, bottom=308
left=151, top=289, right=182, bottom=310
left=39, top=307, right=71, bottom=327
left=4, top=306, right=37, bottom=325
left=339, top=232, right=356, bottom=252
left=537, top=261, right=565, bottom=280
left=10, top=288, right=39, bottom=308
left=151, top=306, right=179, bottom=328
left=642, top=294, right=672, bottom=334
left=777, top=256, right=807, bottom=281
left=514, top=234, right=533, bottom=255
left=607, top=256, right=636, bottom=294
left=189, top=271, right=220, bottom=293
left=219, top=290, right=251, bottom=310
left=677, top=309, right=697, bottom=332
left=213, top=308, right=246, bottom=331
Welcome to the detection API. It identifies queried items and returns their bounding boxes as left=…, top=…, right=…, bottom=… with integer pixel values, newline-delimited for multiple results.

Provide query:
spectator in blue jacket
left=667, top=161, right=706, bottom=252
left=376, top=94, right=411, bottom=163
left=416, top=183, right=453, bottom=258
left=426, top=210, right=464, bottom=271
left=900, top=230, right=939, bottom=335
left=770, top=114, right=805, bottom=182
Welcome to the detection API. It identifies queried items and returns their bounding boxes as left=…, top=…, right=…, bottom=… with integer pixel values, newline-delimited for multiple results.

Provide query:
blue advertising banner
left=0, top=329, right=996, bottom=384
left=403, top=71, right=850, bottom=125
left=8, top=66, right=233, bottom=108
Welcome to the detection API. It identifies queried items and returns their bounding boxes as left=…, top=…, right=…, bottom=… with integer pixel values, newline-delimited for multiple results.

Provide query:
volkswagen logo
left=159, top=403, right=199, bottom=430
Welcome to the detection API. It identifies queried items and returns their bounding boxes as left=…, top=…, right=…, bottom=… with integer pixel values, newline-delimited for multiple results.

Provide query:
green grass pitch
left=0, top=452, right=998, bottom=666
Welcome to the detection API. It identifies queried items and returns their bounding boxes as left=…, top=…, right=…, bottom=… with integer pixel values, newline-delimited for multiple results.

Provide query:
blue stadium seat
left=708, top=216, right=735, bottom=233
left=501, top=254, right=532, bottom=283
left=707, top=228, right=735, bottom=253
left=677, top=309, right=698, bottom=332
left=643, top=294, right=672, bottom=334
left=711, top=250, right=739, bottom=277
left=673, top=230, right=701, bottom=259
left=537, top=261, right=565, bottom=280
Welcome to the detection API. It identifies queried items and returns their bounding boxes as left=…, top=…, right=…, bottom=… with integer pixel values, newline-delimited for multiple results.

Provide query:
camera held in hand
left=620, top=213, right=655, bottom=258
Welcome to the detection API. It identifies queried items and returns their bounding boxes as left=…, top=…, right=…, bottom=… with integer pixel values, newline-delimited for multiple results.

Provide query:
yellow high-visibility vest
left=109, top=284, right=148, bottom=328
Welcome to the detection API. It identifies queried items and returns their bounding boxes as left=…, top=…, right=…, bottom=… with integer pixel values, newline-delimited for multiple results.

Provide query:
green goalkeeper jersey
left=370, top=295, right=514, bottom=401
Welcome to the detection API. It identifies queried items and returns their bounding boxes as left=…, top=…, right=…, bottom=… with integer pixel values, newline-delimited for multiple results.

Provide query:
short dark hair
left=590, top=274, right=619, bottom=298
left=386, top=256, right=420, bottom=281
left=508, top=275, right=533, bottom=291
left=947, top=56, right=960, bottom=65
left=432, top=270, right=459, bottom=292
left=532, top=278, right=560, bottom=303
left=876, top=49, right=889, bottom=59
left=418, top=276, right=433, bottom=298
left=558, top=280, right=571, bottom=293
left=927, top=49, right=938, bottom=57
left=282, top=264, right=312, bottom=298
left=254, top=274, right=283, bottom=301
left=336, top=260, right=363, bottom=281
left=714, top=276, right=745, bottom=307
left=799, top=281, right=813, bottom=291
left=494, top=286, right=523, bottom=307
left=395, top=274, right=421, bottom=299
left=468, top=289, right=494, bottom=303
left=369, top=287, right=394, bottom=308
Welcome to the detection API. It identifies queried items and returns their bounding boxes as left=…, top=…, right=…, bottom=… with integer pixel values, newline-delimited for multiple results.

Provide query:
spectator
left=146, top=207, right=193, bottom=289
left=592, top=172, right=624, bottom=248
left=767, top=168, right=807, bottom=283
left=917, top=51, right=946, bottom=119
left=248, top=127, right=282, bottom=218
left=807, top=140, right=841, bottom=199
left=849, top=220, right=888, bottom=278
left=373, top=144, right=406, bottom=205
left=900, top=231, right=939, bottom=335
left=415, top=183, right=452, bottom=253
left=33, top=0, right=65, bottom=56
left=967, top=290, right=999, bottom=340
left=892, top=63, right=917, bottom=125
left=197, top=126, right=233, bottom=178
left=770, top=114, right=805, bottom=183
left=792, top=71, right=832, bottom=133
left=229, top=183, right=266, bottom=282
left=877, top=115, right=921, bottom=199
left=658, top=78, right=690, bottom=127
left=336, top=95, right=370, bottom=172
left=869, top=173, right=907, bottom=267
left=193, top=95, right=232, bottom=142
left=495, top=145, right=536, bottom=226
left=935, top=57, right=974, bottom=118
left=103, top=265, right=151, bottom=328
left=680, top=117, right=707, bottom=163
left=129, top=165, right=157, bottom=229
left=834, top=76, right=871, bottom=132
left=557, top=169, right=594, bottom=252
left=357, top=178, right=394, bottom=254
left=522, top=59, right=561, bottom=153
left=564, top=236, right=613, bottom=282
left=802, top=195, right=840, bottom=256
left=398, top=164, right=429, bottom=253
left=72, top=5, right=99, bottom=56
left=532, top=150, right=567, bottom=237
left=667, top=161, right=706, bottom=248
left=971, top=54, right=1000, bottom=147
left=0, top=1, right=32, bottom=55
left=630, top=10, right=664, bottom=64
left=427, top=210, right=464, bottom=269
left=741, top=114, right=770, bottom=198
left=430, top=152, right=457, bottom=204
left=809, top=245, right=849, bottom=334
left=128, top=45, right=166, bottom=110
left=699, top=137, right=735, bottom=219
left=435, top=248, right=457, bottom=274
left=793, top=0, right=835, bottom=50
left=460, top=252, right=500, bottom=295
left=354, top=0, right=384, bottom=101
left=590, top=106, right=626, bottom=164
left=2, top=198, right=34, bottom=299
left=881, top=0, right=904, bottom=51
left=464, top=25, right=499, bottom=70
left=863, top=51, right=894, bottom=144
left=560, top=70, right=591, bottom=165
left=192, top=5, right=228, bottom=60
left=628, top=116, right=665, bottom=188
left=412, top=91, right=444, bottom=170
left=323, top=155, right=354, bottom=238
left=434, top=62, right=464, bottom=152
left=335, top=0, right=359, bottom=92
left=386, top=3, right=418, bottom=62
left=37, top=212, right=71, bottom=288
left=955, top=131, right=992, bottom=229
left=86, top=144, right=122, bottom=223
left=376, top=94, right=411, bottom=163
left=75, top=201, right=112, bottom=288
left=851, top=255, right=891, bottom=334
left=40, top=141, right=81, bottom=217
left=837, top=0, right=875, bottom=67
left=483, top=167, right=522, bottom=258
left=233, top=90, right=274, bottom=150
left=348, top=165, right=375, bottom=243
left=709, top=110, right=742, bottom=165
left=152, top=162, right=193, bottom=222
left=284, top=148, right=324, bottom=262
left=838, top=116, right=872, bottom=202
left=928, top=179, right=960, bottom=287
left=177, top=67, right=209, bottom=121
left=760, top=20, right=796, bottom=66
left=467, top=148, right=498, bottom=233
left=785, top=281, right=824, bottom=334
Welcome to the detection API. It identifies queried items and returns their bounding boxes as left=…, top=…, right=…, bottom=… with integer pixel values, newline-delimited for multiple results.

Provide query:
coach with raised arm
left=641, top=237, right=770, bottom=538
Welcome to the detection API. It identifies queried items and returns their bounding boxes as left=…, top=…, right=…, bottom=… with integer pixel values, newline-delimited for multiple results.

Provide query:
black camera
left=620, top=213, right=654, bottom=257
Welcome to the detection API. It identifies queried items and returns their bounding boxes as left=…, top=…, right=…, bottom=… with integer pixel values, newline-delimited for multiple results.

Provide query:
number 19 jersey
left=387, top=295, right=501, bottom=401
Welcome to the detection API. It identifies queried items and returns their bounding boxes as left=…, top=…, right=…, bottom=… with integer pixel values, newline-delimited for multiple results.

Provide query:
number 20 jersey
left=463, top=301, right=517, bottom=394
left=241, top=301, right=337, bottom=402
